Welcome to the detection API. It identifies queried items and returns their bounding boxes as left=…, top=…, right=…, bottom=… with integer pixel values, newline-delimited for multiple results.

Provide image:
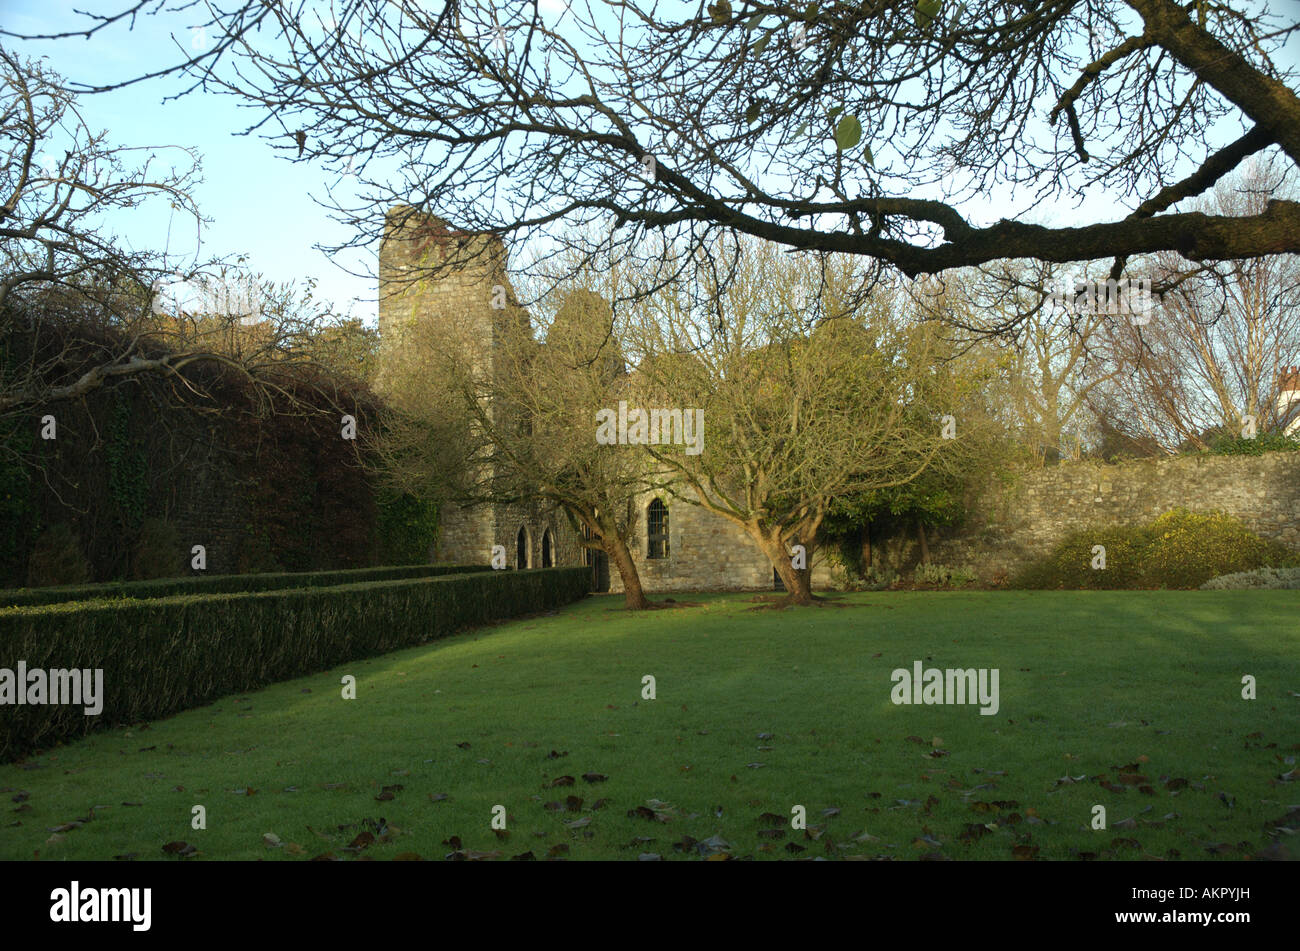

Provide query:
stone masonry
left=909, top=451, right=1300, bottom=582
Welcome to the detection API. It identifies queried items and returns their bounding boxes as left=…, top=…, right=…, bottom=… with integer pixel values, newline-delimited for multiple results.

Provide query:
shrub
left=0, top=566, right=589, bottom=762
left=25, top=524, right=91, bottom=588
left=1200, top=566, right=1300, bottom=590
left=858, top=565, right=900, bottom=591
left=912, top=562, right=977, bottom=587
left=1207, top=431, right=1300, bottom=456
left=1012, top=508, right=1300, bottom=589
left=0, top=562, right=488, bottom=609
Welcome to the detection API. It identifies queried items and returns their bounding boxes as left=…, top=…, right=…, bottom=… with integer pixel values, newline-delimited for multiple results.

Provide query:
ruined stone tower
left=376, top=206, right=582, bottom=570
left=376, top=205, right=527, bottom=396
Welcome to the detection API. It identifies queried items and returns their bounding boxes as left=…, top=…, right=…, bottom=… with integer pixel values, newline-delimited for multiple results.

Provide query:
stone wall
left=436, top=488, right=833, bottom=595
left=880, top=452, right=1300, bottom=582
left=608, top=489, right=834, bottom=594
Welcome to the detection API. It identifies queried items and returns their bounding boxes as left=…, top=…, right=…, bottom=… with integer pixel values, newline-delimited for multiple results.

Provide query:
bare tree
left=918, top=262, right=1119, bottom=464
left=0, top=48, right=375, bottom=439
left=11, top=1, right=1300, bottom=330
left=1093, top=157, right=1300, bottom=450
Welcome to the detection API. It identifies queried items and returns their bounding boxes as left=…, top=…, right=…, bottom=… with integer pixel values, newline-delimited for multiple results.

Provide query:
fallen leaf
left=348, top=831, right=376, bottom=850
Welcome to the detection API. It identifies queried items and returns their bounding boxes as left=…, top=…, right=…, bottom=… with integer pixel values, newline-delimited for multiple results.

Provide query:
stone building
left=376, top=206, right=830, bottom=593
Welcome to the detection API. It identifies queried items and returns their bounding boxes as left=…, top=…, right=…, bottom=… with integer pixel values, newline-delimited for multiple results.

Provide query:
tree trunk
left=606, top=535, right=651, bottom=610
left=860, top=523, right=872, bottom=572
left=758, top=530, right=814, bottom=605
left=916, top=518, right=930, bottom=564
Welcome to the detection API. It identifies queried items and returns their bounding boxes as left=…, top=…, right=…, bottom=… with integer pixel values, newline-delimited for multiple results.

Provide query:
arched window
left=541, top=528, right=554, bottom=568
left=515, top=524, right=531, bottom=569
left=647, top=498, right=670, bottom=559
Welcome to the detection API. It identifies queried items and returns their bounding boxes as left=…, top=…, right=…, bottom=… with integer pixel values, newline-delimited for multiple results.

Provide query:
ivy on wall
left=105, top=389, right=148, bottom=538
left=376, top=489, right=439, bottom=564
left=0, top=421, right=36, bottom=582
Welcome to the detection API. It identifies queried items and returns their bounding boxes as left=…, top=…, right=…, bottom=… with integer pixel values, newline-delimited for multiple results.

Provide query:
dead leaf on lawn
left=347, top=831, right=376, bottom=850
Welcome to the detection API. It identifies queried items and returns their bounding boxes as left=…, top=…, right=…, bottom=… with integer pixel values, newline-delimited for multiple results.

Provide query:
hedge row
left=0, top=562, right=489, bottom=609
left=0, top=566, right=589, bottom=761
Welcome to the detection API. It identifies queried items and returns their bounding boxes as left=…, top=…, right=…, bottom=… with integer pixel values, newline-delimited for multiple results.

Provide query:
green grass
left=2, top=591, right=1296, bottom=861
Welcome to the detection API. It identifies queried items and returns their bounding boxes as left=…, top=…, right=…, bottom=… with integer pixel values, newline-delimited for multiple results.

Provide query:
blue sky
left=4, top=1, right=1294, bottom=326
left=5, top=0, right=380, bottom=321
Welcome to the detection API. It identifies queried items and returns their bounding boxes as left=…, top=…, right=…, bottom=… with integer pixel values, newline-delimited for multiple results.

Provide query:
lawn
left=2, top=590, right=1296, bottom=861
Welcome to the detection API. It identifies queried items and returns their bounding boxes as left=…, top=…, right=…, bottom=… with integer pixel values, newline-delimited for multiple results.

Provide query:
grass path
left=2, top=591, right=1296, bottom=860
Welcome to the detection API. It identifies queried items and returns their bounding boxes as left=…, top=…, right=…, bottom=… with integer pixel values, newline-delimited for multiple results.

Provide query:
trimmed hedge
left=0, top=563, right=488, bottom=609
left=1012, top=508, right=1300, bottom=590
left=0, top=566, right=589, bottom=761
